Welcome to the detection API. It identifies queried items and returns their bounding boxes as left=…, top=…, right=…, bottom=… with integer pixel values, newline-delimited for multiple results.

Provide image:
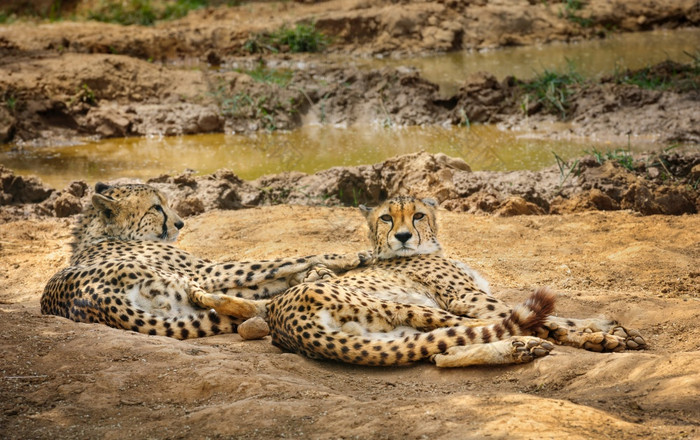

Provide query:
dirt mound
left=2, top=151, right=697, bottom=221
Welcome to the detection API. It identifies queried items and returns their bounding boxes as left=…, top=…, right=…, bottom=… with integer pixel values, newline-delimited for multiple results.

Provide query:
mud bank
left=2, top=151, right=698, bottom=222
left=1, top=52, right=698, bottom=145
left=1, top=0, right=699, bottom=145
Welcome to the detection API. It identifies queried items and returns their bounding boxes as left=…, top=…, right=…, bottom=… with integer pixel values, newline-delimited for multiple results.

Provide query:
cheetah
left=41, top=182, right=369, bottom=339
left=343, top=196, right=647, bottom=353
left=200, top=196, right=645, bottom=367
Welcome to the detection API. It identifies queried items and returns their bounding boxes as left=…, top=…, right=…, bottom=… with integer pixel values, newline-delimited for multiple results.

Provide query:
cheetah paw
left=303, top=265, right=335, bottom=283
left=610, top=325, right=647, bottom=350
left=511, top=337, right=555, bottom=364
left=432, top=337, right=554, bottom=367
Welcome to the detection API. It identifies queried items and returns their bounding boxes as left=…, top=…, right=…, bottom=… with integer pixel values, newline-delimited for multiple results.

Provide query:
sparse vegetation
left=244, top=22, right=330, bottom=54
left=560, top=0, right=592, bottom=27
left=520, top=61, right=583, bottom=118
left=0, top=11, right=15, bottom=24
left=239, top=63, right=293, bottom=87
left=553, top=151, right=581, bottom=189
left=586, top=147, right=634, bottom=171
left=87, top=0, right=208, bottom=26
left=4, top=94, right=17, bottom=113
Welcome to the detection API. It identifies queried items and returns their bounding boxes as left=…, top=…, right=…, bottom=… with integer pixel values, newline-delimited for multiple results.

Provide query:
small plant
left=617, top=66, right=671, bottom=90
left=520, top=61, right=583, bottom=118
left=5, top=94, right=17, bottom=112
left=239, top=63, right=293, bottom=87
left=88, top=0, right=207, bottom=26
left=560, top=0, right=592, bottom=27
left=80, top=84, right=96, bottom=105
left=585, top=147, right=634, bottom=171
left=0, top=11, right=15, bottom=24
left=553, top=151, right=580, bottom=189
left=244, top=22, right=330, bottom=54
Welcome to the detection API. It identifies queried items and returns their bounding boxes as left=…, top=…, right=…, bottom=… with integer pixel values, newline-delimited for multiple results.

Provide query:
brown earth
left=1, top=204, right=699, bottom=439
left=1, top=2, right=699, bottom=438
left=1, top=0, right=699, bottom=145
left=2, top=151, right=699, bottom=223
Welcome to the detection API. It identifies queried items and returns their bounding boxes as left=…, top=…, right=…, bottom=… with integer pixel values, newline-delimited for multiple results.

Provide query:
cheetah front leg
left=187, top=285, right=269, bottom=319
left=431, top=336, right=554, bottom=367
left=198, top=251, right=372, bottom=297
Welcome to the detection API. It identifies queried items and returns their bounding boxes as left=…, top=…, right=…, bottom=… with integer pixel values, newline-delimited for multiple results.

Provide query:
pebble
left=238, top=317, right=270, bottom=340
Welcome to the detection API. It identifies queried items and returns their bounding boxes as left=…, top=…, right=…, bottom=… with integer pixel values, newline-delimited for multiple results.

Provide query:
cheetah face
left=91, top=183, right=184, bottom=242
left=360, top=196, right=442, bottom=260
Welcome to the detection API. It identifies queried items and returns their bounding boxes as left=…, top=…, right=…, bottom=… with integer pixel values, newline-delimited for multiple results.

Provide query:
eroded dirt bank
left=2, top=151, right=699, bottom=223
left=1, top=206, right=698, bottom=439
left=1, top=0, right=699, bottom=145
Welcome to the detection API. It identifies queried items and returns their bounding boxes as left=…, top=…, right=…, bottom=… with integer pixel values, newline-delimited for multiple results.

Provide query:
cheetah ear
left=359, top=204, right=373, bottom=218
left=92, top=193, right=118, bottom=220
left=95, top=182, right=111, bottom=194
left=421, top=198, right=438, bottom=208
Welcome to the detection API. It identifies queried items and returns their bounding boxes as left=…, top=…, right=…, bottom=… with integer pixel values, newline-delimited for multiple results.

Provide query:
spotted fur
left=261, top=196, right=647, bottom=366
left=41, top=183, right=369, bottom=339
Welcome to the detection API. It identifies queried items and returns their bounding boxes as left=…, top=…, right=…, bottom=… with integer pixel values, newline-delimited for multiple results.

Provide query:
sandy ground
left=1, top=205, right=698, bottom=439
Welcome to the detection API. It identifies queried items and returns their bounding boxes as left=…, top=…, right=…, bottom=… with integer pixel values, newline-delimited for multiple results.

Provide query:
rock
left=174, top=196, right=205, bottom=217
left=54, top=193, right=82, bottom=217
left=550, top=189, right=620, bottom=214
left=690, top=164, right=700, bottom=181
left=197, top=111, right=223, bottom=132
left=238, top=317, right=270, bottom=340
left=495, top=196, right=545, bottom=217
left=0, top=166, right=54, bottom=205
left=66, top=181, right=88, bottom=198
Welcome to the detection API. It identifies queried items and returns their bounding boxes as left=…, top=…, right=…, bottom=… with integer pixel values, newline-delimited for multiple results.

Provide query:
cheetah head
left=360, top=196, right=442, bottom=260
left=90, top=182, right=184, bottom=242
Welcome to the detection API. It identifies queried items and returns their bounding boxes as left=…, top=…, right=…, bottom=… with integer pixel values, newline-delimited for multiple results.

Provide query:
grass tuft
left=87, top=0, right=208, bottom=26
left=244, top=22, right=330, bottom=54
left=520, top=60, right=583, bottom=118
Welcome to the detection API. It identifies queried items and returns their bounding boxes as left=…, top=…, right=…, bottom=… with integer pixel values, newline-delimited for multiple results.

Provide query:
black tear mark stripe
left=159, top=207, right=168, bottom=239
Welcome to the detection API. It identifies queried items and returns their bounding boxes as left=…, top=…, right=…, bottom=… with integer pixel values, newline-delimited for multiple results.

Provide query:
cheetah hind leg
left=431, top=336, right=554, bottom=368
left=188, top=285, right=268, bottom=319
left=541, top=317, right=647, bottom=352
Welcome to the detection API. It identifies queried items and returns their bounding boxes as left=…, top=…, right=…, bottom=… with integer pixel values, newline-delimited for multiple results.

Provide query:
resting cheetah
left=200, top=196, right=645, bottom=367
left=343, top=196, right=647, bottom=353
left=41, top=183, right=369, bottom=339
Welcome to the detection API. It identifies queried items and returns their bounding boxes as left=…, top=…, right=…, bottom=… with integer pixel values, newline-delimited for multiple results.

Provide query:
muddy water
left=347, top=29, right=700, bottom=95
left=2, top=30, right=697, bottom=189
left=1, top=124, right=644, bottom=189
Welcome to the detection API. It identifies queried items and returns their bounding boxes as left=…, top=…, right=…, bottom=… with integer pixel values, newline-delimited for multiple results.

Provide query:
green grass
left=552, top=151, right=580, bottom=189
left=586, top=147, right=635, bottom=171
left=244, top=22, right=330, bottom=54
left=87, top=0, right=208, bottom=26
left=239, top=63, right=293, bottom=87
left=616, top=67, right=673, bottom=90
left=0, top=11, right=14, bottom=23
left=520, top=61, right=583, bottom=118
left=560, top=0, right=592, bottom=27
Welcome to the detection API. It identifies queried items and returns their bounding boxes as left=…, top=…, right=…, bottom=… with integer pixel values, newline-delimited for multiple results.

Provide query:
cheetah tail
left=503, top=287, right=556, bottom=334
left=115, top=309, right=244, bottom=340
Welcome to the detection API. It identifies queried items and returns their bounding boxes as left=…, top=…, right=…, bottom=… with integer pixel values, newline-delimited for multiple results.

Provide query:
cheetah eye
left=379, top=214, right=392, bottom=223
left=153, top=205, right=164, bottom=214
left=413, top=213, right=425, bottom=220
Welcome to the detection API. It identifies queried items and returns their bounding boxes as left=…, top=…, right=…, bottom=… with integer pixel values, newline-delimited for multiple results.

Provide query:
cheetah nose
left=174, top=220, right=185, bottom=230
left=395, top=232, right=412, bottom=243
